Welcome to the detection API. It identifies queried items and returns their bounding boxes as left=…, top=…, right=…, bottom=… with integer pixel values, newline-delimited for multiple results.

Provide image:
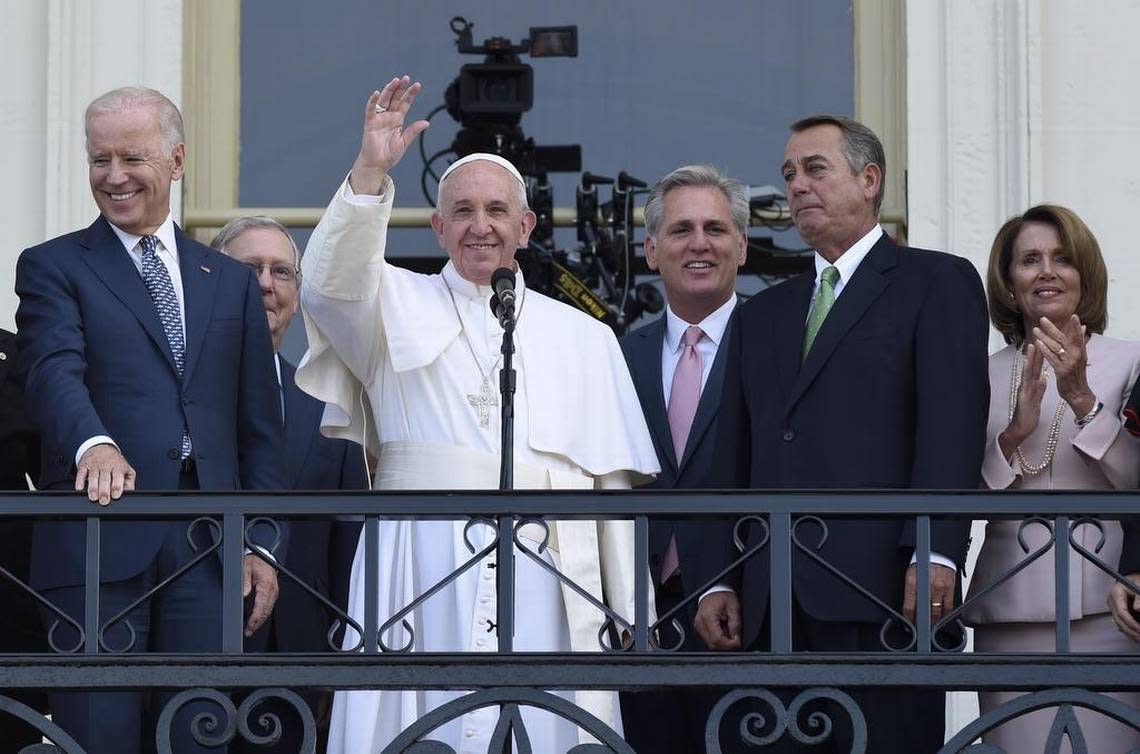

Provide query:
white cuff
left=76, top=436, right=118, bottom=467
left=908, top=550, right=957, bottom=571
left=245, top=545, right=277, bottom=564
left=699, top=584, right=735, bottom=603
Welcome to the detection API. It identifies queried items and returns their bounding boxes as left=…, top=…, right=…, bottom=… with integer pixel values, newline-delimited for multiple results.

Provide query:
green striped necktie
left=802, top=265, right=840, bottom=363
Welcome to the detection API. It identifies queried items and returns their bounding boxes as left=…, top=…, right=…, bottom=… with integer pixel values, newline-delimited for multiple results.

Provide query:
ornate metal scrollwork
left=511, top=517, right=636, bottom=652
left=100, top=517, right=223, bottom=653
left=939, top=688, right=1140, bottom=754
left=791, top=516, right=917, bottom=652
left=1068, top=516, right=1140, bottom=606
left=0, top=562, right=85, bottom=655
left=934, top=516, right=1056, bottom=653
left=155, top=687, right=315, bottom=753
left=381, top=687, right=635, bottom=753
left=242, top=518, right=365, bottom=652
left=705, top=687, right=866, bottom=753
left=377, top=517, right=499, bottom=652
left=648, top=514, right=770, bottom=652
left=0, top=694, right=84, bottom=752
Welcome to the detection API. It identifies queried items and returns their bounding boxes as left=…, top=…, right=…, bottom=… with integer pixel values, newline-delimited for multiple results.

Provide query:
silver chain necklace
left=446, top=279, right=524, bottom=429
left=1007, top=344, right=1065, bottom=476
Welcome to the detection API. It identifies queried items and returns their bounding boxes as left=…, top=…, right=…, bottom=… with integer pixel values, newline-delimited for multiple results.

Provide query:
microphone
left=489, top=266, right=517, bottom=325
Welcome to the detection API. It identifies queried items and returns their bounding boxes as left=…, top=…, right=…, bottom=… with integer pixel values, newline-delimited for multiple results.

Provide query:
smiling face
left=645, top=185, right=746, bottom=324
left=1008, top=220, right=1082, bottom=334
left=781, top=124, right=879, bottom=261
left=87, top=104, right=184, bottom=236
left=430, top=161, right=536, bottom=286
left=221, top=226, right=300, bottom=352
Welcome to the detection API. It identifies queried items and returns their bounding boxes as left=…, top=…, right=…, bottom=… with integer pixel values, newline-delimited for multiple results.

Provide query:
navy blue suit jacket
left=620, top=314, right=731, bottom=587
left=704, top=235, right=989, bottom=645
left=15, top=216, right=285, bottom=590
left=269, top=358, right=367, bottom=651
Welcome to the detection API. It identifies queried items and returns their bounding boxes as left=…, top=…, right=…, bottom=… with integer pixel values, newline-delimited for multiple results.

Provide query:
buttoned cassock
left=296, top=177, right=659, bottom=753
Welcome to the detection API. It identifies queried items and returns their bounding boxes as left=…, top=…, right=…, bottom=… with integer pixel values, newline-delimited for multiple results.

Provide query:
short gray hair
left=643, top=165, right=749, bottom=239
left=436, top=160, right=529, bottom=210
left=210, top=216, right=301, bottom=271
left=85, top=86, right=184, bottom=156
left=790, top=114, right=886, bottom=213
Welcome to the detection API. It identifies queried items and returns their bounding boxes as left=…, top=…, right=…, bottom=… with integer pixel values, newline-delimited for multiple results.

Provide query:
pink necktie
left=661, top=325, right=704, bottom=582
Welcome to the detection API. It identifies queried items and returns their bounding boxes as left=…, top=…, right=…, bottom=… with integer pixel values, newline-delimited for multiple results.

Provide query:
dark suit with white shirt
left=619, top=300, right=734, bottom=754
left=15, top=215, right=284, bottom=754
left=703, top=230, right=989, bottom=752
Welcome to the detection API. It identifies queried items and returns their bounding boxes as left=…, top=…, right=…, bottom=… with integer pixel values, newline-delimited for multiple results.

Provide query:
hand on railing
left=75, top=442, right=136, bottom=505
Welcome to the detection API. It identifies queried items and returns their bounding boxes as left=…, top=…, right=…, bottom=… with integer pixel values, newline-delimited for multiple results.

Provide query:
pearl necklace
left=1008, top=344, right=1066, bottom=476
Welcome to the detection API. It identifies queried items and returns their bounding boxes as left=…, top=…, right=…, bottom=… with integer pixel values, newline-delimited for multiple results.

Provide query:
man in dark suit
left=618, top=165, right=748, bottom=753
left=14, top=87, right=285, bottom=754
left=213, top=216, right=368, bottom=752
left=0, top=328, right=49, bottom=751
left=694, top=115, right=989, bottom=752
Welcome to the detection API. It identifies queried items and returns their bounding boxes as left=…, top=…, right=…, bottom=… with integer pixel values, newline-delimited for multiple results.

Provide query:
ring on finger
left=375, top=104, right=388, bottom=114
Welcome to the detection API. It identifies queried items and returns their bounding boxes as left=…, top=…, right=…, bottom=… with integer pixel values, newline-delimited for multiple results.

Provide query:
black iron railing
left=1, top=490, right=1139, bottom=753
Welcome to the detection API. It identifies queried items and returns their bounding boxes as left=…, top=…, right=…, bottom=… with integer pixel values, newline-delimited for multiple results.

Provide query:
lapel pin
left=200, top=265, right=212, bottom=274
left=0, top=352, right=6, bottom=361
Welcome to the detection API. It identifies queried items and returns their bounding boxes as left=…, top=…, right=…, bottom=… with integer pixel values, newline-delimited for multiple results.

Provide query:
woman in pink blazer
left=964, top=204, right=1140, bottom=752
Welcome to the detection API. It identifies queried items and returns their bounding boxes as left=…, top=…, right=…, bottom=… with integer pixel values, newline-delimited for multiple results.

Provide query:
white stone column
left=906, top=0, right=1041, bottom=738
left=0, top=0, right=183, bottom=328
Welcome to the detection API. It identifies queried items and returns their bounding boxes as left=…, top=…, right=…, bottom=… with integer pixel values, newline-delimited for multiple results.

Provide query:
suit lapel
left=79, top=217, right=178, bottom=373
left=677, top=317, right=732, bottom=471
left=628, top=320, right=677, bottom=473
left=787, top=236, right=897, bottom=413
left=772, top=274, right=814, bottom=405
left=176, top=228, right=220, bottom=387
left=281, top=359, right=319, bottom=489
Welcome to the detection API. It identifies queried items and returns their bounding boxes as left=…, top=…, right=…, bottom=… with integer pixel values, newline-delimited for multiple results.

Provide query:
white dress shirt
left=808, top=223, right=882, bottom=304
left=76, top=214, right=184, bottom=465
left=661, top=294, right=737, bottom=405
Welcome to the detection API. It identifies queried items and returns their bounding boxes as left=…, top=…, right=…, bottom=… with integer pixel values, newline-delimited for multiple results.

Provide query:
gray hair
left=643, top=165, right=749, bottom=239
left=790, top=114, right=886, bottom=213
left=85, top=86, right=184, bottom=156
left=436, top=161, right=529, bottom=211
left=210, top=216, right=301, bottom=271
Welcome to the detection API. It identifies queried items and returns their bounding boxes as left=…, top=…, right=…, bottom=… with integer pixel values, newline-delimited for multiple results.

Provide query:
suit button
left=168, top=448, right=179, bottom=460
left=782, top=430, right=795, bottom=442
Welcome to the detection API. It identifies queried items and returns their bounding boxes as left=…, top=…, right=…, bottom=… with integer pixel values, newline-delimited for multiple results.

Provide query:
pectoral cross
left=467, top=379, right=499, bottom=429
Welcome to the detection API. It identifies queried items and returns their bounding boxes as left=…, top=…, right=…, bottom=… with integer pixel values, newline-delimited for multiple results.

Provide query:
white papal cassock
left=295, top=177, right=660, bottom=754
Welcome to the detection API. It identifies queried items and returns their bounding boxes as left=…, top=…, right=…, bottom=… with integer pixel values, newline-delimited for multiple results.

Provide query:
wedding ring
left=375, top=105, right=387, bottom=114
left=1057, top=346, right=1066, bottom=355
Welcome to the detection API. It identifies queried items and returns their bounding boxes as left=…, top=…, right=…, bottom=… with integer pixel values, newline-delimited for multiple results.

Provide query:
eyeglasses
left=243, top=263, right=299, bottom=284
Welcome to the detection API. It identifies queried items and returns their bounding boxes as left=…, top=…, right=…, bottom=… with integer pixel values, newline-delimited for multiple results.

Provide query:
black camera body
left=444, top=17, right=580, bottom=177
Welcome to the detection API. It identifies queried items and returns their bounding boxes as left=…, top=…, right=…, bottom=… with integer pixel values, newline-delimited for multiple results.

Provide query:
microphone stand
left=496, top=304, right=516, bottom=491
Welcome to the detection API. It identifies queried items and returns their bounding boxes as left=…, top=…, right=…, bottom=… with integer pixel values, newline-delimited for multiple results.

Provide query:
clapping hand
left=348, top=76, right=431, bottom=196
left=1033, top=314, right=1096, bottom=418
left=999, top=342, right=1046, bottom=459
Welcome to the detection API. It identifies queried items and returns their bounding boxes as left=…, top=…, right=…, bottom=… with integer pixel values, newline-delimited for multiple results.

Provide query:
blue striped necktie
left=139, top=235, right=192, bottom=459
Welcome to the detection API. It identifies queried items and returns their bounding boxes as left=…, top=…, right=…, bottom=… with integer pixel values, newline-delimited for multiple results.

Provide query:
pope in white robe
left=295, top=78, right=660, bottom=754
